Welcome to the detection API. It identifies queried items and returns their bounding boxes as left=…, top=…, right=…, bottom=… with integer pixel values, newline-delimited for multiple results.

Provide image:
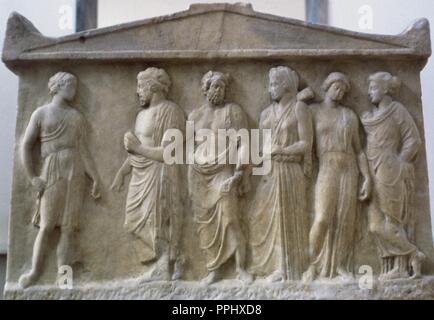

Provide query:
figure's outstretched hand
left=124, top=131, right=141, bottom=154
left=358, top=177, right=371, bottom=201
left=91, top=180, right=101, bottom=199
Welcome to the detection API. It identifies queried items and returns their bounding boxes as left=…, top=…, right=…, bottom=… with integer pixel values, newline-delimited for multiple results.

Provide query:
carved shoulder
left=393, top=101, right=413, bottom=122
left=342, top=106, right=359, bottom=122
left=392, top=101, right=421, bottom=143
left=167, top=100, right=186, bottom=122
left=69, top=107, right=86, bottom=124
left=259, top=105, right=272, bottom=128
left=23, top=105, right=49, bottom=142
left=295, top=101, right=309, bottom=119
left=28, top=104, right=52, bottom=128
left=307, top=103, right=321, bottom=118
left=165, top=101, right=186, bottom=132
left=30, top=105, right=46, bottom=120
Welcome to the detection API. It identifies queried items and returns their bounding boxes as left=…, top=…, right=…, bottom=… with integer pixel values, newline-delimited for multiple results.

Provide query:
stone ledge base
left=4, top=276, right=434, bottom=300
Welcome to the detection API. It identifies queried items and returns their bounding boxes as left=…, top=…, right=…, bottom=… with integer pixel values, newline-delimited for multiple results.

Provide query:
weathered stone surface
left=2, top=2, right=434, bottom=299
left=5, top=277, right=434, bottom=300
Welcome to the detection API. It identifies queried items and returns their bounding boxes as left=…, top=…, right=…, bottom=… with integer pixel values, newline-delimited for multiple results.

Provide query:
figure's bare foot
left=18, top=271, right=38, bottom=289
left=141, top=267, right=170, bottom=282
left=238, top=269, right=253, bottom=284
left=265, top=270, right=284, bottom=283
left=302, top=266, right=316, bottom=284
left=141, top=258, right=170, bottom=282
left=202, top=271, right=218, bottom=285
left=337, top=268, right=355, bottom=281
left=171, top=260, right=183, bottom=281
left=379, top=266, right=407, bottom=281
left=410, top=251, right=426, bottom=279
left=140, top=269, right=155, bottom=283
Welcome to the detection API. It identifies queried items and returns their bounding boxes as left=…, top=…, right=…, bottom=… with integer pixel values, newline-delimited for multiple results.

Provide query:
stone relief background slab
left=2, top=3, right=433, bottom=299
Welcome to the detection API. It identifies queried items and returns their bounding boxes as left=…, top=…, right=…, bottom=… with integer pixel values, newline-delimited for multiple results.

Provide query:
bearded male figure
left=188, top=71, right=252, bottom=285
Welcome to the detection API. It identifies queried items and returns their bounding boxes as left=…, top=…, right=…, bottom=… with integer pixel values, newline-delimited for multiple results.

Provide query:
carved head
left=322, top=72, right=350, bottom=102
left=368, top=72, right=401, bottom=104
left=268, top=66, right=299, bottom=102
left=201, top=71, right=230, bottom=106
left=48, top=72, right=77, bottom=102
left=136, top=68, right=171, bottom=106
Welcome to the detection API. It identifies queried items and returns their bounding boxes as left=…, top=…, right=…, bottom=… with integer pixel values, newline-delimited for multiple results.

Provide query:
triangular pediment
left=2, top=3, right=431, bottom=65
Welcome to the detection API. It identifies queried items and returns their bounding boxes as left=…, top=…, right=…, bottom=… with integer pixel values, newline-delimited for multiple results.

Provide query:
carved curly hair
left=137, top=67, right=171, bottom=95
left=48, top=72, right=76, bottom=96
left=201, top=71, right=230, bottom=95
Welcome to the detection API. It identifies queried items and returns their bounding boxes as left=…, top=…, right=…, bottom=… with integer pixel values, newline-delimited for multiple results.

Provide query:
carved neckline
left=271, top=100, right=295, bottom=129
left=362, top=101, right=397, bottom=126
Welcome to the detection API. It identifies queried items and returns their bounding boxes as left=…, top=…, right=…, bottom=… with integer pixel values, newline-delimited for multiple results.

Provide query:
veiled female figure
left=362, top=72, right=425, bottom=280
left=249, top=66, right=313, bottom=282
left=302, top=72, right=371, bottom=283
